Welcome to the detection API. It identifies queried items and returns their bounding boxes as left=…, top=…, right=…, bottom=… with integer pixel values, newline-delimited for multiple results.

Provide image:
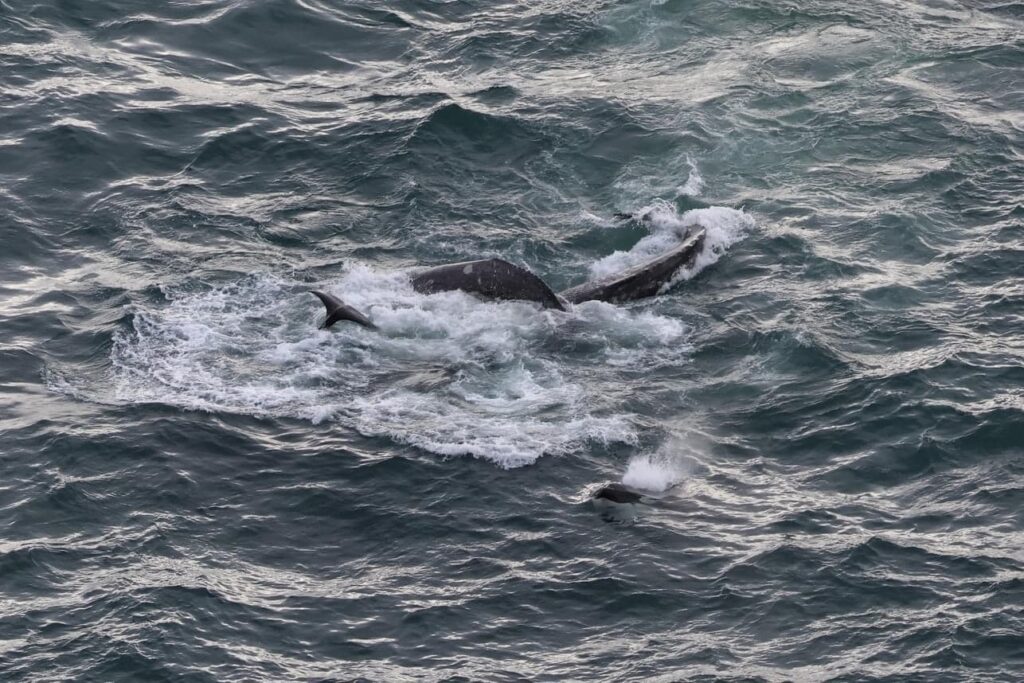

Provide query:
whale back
left=411, top=258, right=565, bottom=311
left=559, top=227, right=706, bottom=305
left=593, top=483, right=644, bottom=504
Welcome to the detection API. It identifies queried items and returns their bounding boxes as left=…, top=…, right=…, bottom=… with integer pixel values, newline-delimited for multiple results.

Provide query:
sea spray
left=589, top=202, right=753, bottom=282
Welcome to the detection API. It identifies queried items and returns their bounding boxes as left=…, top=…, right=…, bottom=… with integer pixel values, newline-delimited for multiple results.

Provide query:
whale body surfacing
left=309, top=225, right=708, bottom=329
left=411, top=258, right=565, bottom=310
left=592, top=482, right=644, bottom=505
left=559, top=227, right=705, bottom=304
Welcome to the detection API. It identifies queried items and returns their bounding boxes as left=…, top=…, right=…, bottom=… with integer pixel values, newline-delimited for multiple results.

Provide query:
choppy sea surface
left=2, top=0, right=1023, bottom=680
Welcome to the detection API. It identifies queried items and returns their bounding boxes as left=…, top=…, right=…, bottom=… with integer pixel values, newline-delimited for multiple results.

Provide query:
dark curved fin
left=310, top=290, right=377, bottom=330
left=411, top=258, right=565, bottom=311
left=560, top=227, right=706, bottom=304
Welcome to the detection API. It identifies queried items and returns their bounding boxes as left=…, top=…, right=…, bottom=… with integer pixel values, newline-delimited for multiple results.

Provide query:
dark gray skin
left=310, top=290, right=377, bottom=330
left=559, top=227, right=705, bottom=305
left=592, top=482, right=644, bottom=504
left=410, top=258, right=566, bottom=310
left=310, top=225, right=708, bottom=328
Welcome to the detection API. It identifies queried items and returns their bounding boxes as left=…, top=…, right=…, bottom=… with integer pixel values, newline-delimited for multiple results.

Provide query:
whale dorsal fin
left=310, top=290, right=377, bottom=330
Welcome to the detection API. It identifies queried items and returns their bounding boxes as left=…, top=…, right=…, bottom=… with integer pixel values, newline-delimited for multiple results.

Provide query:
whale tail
left=310, top=290, right=377, bottom=330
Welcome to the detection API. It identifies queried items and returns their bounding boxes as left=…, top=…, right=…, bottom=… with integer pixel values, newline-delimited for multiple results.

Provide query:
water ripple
left=1, top=0, right=1022, bottom=679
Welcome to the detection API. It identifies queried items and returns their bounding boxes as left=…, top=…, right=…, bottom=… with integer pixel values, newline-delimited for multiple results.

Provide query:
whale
left=411, top=257, right=566, bottom=310
left=592, top=482, right=645, bottom=505
left=310, top=290, right=377, bottom=330
left=559, top=227, right=705, bottom=304
left=311, top=225, right=707, bottom=329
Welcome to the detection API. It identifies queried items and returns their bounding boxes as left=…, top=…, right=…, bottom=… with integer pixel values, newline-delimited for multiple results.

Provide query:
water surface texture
left=2, top=0, right=1023, bottom=680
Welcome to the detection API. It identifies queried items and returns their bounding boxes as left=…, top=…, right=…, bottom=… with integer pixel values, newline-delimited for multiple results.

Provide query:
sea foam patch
left=622, top=453, right=688, bottom=493
left=101, top=264, right=693, bottom=468
left=92, top=193, right=746, bottom=468
left=622, top=438, right=706, bottom=493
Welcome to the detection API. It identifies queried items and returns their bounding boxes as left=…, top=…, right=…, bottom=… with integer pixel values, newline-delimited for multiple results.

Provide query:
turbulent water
left=2, top=0, right=1023, bottom=680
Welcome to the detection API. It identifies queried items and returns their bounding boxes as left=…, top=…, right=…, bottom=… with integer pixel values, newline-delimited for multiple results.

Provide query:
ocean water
left=1, top=0, right=1022, bottom=680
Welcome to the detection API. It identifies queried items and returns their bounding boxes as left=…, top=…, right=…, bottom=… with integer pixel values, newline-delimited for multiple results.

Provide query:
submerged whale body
left=311, top=226, right=707, bottom=329
left=592, top=482, right=644, bottom=505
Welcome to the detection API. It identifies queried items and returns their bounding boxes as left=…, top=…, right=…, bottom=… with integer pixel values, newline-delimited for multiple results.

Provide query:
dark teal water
left=2, top=1, right=1023, bottom=680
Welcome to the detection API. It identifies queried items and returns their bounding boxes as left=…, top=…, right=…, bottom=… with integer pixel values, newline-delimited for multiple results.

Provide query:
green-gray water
left=1, top=1, right=1022, bottom=680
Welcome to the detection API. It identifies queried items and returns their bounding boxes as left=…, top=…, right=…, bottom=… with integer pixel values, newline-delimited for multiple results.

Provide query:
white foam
left=589, top=202, right=753, bottom=283
left=81, top=184, right=749, bottom=469
left=570, top=299, right=686, bottom=345
left=621, top=446, right=699, bottom=493
left=97, top=266, right=699, bottom=468
left=578, top=209, right=618, bottom=228
left=663, top=205, right=755, bottom=289
left=678, top=157, right=705, bottom=197
left=354, top=379, right=636, bottom=470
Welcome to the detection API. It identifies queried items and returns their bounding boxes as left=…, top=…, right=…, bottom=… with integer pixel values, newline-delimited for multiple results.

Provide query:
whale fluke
left=310, top=290, right=377, bottom=330
left=560, top=227, right=706, bottom=305
left=411, top=258, right=566, bottom=311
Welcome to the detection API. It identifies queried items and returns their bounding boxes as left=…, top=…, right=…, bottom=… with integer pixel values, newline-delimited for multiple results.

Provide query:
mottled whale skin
left=411, top=258, right=566, bottom=311
left=559, top=227, right=706, bottom=305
